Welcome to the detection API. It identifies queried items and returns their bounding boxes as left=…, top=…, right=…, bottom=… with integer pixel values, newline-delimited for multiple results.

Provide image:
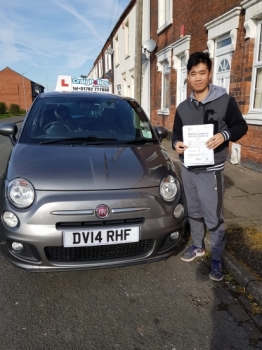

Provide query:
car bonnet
left=6, top=144, right=174, bottom=191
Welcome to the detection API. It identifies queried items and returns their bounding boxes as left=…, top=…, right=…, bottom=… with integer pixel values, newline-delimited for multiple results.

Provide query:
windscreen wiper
left=40, top=136, right=117, bottom=145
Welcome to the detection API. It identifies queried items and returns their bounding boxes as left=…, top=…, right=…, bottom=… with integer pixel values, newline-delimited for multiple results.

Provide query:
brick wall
left=150, top=0, right=262, bottom=171
left=239, top=126, right=262, bottom=166
left=0, top=68, right=33, bottom=111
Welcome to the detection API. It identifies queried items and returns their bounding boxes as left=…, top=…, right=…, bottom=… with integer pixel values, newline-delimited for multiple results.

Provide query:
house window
left=177, top=55, right=187, bottom=105
left=117, top=84, right=121, bottom=95
left=158, top=0, right=172, bottom=34
left=253, top=22, right=262, bottom=109
left=93, top=66, right=98, bottom=79
left=217, top=37, right=232, bottom=49
left=105, top=50, right=112, bottom=72
left=156, top=46, right=172, bottom=115
left=218, top=59, right=230, bottom=72
left=171, top=35, right=191, bottom=106
left=122, top=72, right=127, bottom=96
left=125, top=20, right=130, bottom=57
left=130, top=69, right=134, bottom=98
left=98, top=58, right=103, bottom=78
left=115, top=35, right=119, bottom=65
left=162, top=61, right=170, bottom=109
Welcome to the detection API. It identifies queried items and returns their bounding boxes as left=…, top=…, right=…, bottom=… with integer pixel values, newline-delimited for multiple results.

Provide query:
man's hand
left=206, top=133, right=224, bottom=150
left=174, top=141, right=188, bottom=154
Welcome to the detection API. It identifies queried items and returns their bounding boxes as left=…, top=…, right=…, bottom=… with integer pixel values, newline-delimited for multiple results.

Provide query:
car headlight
left=8, top=178, right=35, bottom=208
left=160, top=175, right=178, bottom=202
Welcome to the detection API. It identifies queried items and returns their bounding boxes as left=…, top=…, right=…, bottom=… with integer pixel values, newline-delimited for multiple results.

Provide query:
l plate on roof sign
left=55, top=75, right=111, bottom=93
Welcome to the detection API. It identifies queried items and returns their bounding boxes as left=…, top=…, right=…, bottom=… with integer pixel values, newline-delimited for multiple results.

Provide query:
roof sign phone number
left=72, top=86, right=110, bottom=92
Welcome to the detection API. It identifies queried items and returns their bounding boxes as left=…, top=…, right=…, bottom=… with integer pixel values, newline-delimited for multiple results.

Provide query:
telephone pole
left=134, top=0, right=143, bottom=104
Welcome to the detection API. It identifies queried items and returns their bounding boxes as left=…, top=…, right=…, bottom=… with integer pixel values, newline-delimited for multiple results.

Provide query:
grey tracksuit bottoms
left=181, top=166, right=225, bottom=260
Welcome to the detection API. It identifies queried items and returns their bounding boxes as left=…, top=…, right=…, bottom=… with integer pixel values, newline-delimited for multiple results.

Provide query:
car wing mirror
left=154, top=126, right=168, bottom=142
left=0, top=123, right=18, bottom=145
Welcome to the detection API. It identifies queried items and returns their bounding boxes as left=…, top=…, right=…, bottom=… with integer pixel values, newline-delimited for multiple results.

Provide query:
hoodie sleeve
left=172, top=110, right=183, bottom=149
left=222, top=97, right=248, bottom=142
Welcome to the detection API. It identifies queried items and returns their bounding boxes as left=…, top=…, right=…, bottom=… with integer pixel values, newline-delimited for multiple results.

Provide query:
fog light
left=170, top=231, right=180, bottom=240
left=12, top=242, right=24, bottom=251
left=3, top=211, right=19, bottom=228
left=173, top=204, right=184, bottom=218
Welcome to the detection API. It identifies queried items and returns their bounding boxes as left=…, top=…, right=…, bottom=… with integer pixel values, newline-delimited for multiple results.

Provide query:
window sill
left=243, top=113, right=262, bottom=126
left=157, top=19, right=173, bottom=35
left=157, top=108, right=169, bottom=116
left=125, top=54, right=130, bottom=59
left=115, top=63, right=120, bottom=68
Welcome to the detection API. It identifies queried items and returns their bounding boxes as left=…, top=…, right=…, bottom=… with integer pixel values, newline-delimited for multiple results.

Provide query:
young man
left=172, top=51, right=248, bottom=281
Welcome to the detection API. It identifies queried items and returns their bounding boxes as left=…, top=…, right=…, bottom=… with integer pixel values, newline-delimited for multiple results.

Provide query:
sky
left=0, top=0, right=130, bottom=91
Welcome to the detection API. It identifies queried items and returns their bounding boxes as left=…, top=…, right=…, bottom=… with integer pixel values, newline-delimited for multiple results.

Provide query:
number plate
left=63, top=226, right=140, bottom=247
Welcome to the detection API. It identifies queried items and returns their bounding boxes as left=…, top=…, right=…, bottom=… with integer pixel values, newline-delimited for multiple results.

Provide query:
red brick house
left=150, top=0, right=262, bottom=172
left=0, top=67, right=44, bottom=112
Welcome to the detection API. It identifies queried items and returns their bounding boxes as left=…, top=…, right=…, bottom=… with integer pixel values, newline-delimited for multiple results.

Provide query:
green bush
left=0, top=102, right=7, bottom=114
left=8, top=104, right=20, bottom=115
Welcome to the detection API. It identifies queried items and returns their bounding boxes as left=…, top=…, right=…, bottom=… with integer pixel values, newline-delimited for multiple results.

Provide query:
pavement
left=0, top=115, right=25, bottom=124
left=162, top=138, right=262, bottom=307
left=1, top=117, right=262, bottom=307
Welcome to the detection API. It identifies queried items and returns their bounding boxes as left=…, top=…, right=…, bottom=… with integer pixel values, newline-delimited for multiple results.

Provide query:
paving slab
left=224, top=194, right=262, bottom=219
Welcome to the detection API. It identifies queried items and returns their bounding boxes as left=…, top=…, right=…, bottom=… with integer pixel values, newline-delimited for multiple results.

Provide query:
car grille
left=56, top=218, right=144, bottom=229
left=45, top=239, right=154, bottom=262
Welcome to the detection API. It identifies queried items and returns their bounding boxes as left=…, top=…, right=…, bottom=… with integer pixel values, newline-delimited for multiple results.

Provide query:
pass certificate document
left=183, top=124, right=214, bottom=167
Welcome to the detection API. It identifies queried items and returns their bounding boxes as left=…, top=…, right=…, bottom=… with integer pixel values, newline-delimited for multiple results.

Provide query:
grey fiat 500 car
left=0, top=91, right=186, bottom=272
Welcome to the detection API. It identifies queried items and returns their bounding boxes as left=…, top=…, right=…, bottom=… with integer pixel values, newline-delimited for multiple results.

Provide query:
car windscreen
left=19, top=95, right=158, bottom=145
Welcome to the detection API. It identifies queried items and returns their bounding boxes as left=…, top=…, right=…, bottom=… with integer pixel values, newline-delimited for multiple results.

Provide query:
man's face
left=187, top=62, right=212, bottom=93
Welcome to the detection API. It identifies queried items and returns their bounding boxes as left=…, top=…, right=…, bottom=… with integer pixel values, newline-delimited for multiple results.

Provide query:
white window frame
left=129, top=68, right=134, bottom=98
left=162, top=61, right=170, bottom=109
left=204, top=7, right=242, bottom=59
left=156, top=46, right=172, bottom=115
left=250, top=21, right=262, bottom=114
left=171, top=35, right=191, bottom=105
left=105, top=50, right=112, bottom=73
left=124, top=19, right=130, bottom=57
left=93, top=65, right=98, bottom=79
left=216, top=34, right=233, bottom=55
left=176, top=55, right=187, bottom=105
left=241, top=0, right=262, bottom=125
left=98, top=58, right=103, bottom=78
left=122, top=72, right=127, bottom=96
left=115, top=35, right=119, bottom=66
left=157, top=0, right=173, bottom=34
left=116, top=84, right=121, bottom=95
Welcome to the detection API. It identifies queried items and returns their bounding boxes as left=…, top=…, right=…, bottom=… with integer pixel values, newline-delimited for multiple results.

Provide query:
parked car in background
left=0, top=90, right=186, bottom=271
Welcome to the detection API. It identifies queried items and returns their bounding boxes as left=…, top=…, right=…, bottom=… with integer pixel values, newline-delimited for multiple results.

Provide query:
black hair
left=187, top=51, right=212, bottom=73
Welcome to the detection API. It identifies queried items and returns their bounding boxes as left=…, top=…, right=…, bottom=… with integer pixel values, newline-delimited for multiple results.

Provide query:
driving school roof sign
left=55, top=75, right=111, bottom=93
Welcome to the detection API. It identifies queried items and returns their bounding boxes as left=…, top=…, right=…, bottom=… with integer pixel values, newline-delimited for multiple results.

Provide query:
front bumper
left=0, top=187, right=186, bottom=272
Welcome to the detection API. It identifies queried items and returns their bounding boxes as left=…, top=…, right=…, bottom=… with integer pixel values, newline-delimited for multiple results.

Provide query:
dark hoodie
left=172, top=84, right=248, bottom=173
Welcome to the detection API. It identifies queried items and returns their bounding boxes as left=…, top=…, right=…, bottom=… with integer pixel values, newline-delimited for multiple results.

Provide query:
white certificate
left=183, top=124, right=214, bottom=167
